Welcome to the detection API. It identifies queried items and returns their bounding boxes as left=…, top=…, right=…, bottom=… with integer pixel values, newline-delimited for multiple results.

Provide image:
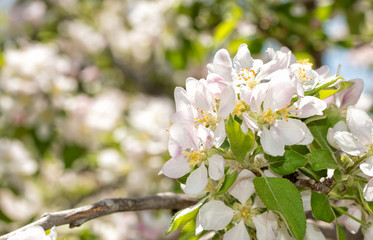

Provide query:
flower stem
left=331, top=204, right=369, bottom=227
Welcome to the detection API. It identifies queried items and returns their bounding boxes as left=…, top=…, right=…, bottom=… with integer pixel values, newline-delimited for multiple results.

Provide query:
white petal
left=185, top=164, right=208, bottom=195
left=208, top=154, right=225, bottom=180
left=364, top=225, right=373, bottom=240
left=174, top=87, right=190, bottom=112
left=273, top=119, right=304, bottom=146
left=161, top=156, right=191, bottom=178
left=360, top=156, right=373, bottom=177
left=223, top=221, right=250, bottom=240
left=327, top=121, right=348, bottom=149
left=199, top=200, right=234, bottom=231
left=242, top=112, right=260, bottom=132
left=214, top=119, right=226, bottom=148
left=304, top=221, right=326, bottom=240
left=213, top=48, right=232, bottom=67
left=198, top=125, right=214, bottom=149
left=261, top=127, right=285, bottom=156
left=301, top=190, right=312, bottom=212
left=333, top=131, right=367, bottom=156
left=347, top=107, right=373, bottom=145
left=364, top=178, right=373, bottom=201
left=249, top=83, right=269, bottom=113
left=276, top=222, right=294, bottom=240
left=338, top=206, right=362, bottom=234
left=290, top=96, right=327, bottom=118
left=48, top=226, right=57, bottom=240
left=228, top=169, right=256, bottom=205
left=263, top=69, right=294, bottom=111
left=253, top=211, right=278, bottom=240
left=233, top=44, right=254, bottom=70
left=295, top=120, right=314, bottom=145
left=218, top=86, right=236, bottom=119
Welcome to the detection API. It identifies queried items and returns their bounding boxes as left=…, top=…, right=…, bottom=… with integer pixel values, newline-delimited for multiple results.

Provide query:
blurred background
left=0, top=0, right=372, bottom=239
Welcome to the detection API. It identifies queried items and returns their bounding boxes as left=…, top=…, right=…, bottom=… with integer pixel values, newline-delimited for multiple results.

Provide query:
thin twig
left=0, top=193, right=197, bottom=240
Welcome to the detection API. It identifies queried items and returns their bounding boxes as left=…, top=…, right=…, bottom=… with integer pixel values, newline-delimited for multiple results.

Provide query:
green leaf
left=307, top=120, right=332, bottom=152
left=307, top=150, right=338, bottom=171
left=267, top=149, right=307, bottom=175
left=166, top=201, right=204, bottom=235
left=179, top=220, right=200, bottom=240
left=226, top=115, right=255, bottom=162
left=336, top=223, right=347, bottom=240
left=254, top=177, right=306, bottom=240
left=305, top=76, right=341, bottom=96
left=216, top=171, right=238, bottom=195
left=318, top=81, right=355, bottom=100
left=311, top=191, right=335, bottom=223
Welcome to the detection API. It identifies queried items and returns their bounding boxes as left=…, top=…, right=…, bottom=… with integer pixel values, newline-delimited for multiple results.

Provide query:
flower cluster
left=163, top=44, right=373, bottom=239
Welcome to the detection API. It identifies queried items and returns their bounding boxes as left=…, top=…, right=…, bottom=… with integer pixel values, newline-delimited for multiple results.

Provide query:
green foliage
left=166, top=201, right=203, bottom=235
left=336, top=223, right=347, bottom=240
left=311, top=191, right=335, bottom=223
left=307, top=150, right=338, bottom=171
left=254, top=177, right=306, bottom=240
left=225, top=115, right=255, bottom=162
left=62, top=144, right=87, bottom=169
left=267, top=149, right=308, bottom=175
left=215, top=171, right=238, bottom=195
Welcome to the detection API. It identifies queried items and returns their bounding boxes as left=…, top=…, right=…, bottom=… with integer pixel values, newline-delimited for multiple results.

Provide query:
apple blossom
left=8, top=226, right=57, bottom=240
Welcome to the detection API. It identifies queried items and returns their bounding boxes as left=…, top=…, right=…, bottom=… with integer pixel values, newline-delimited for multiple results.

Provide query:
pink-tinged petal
left=364, top=178, right=373, bottom=201
left=273, top=119, right=305, bottom=146
left=174, top=87, right=190, bottom=112
left=161, top=155, right=191, bottom=178
left=206, top=73, right=228, bottom=97
left=228, top=169, right=256, bottom=205
left=360, top=156, right=373, bottom=177
left=338, top=206, right=362, bottom=234
left=218, top=86, right=236, bottom=119
left=327, top=121, right=348, bottom=149
left=290, top=75, right=305, bottom=97
left=340, top=79, right=364, bottom=108
left=185, top=164, right=208, bottom=195
left=168, top=138, right=182, bottom=157
left=290, top=96, right=327, bottom=118
left=213, top=48, right=232, bottom=67
left=208, top=154, right=225, bottom=180
left=261, top=127, right=285, bottom=156
left=207, top=63, right=233, bottom=83
left=316, top=65, right=329, bottom=77
left=223, top=221, right=250, bottom=240
left=199, top=200, right=234, bottom=231
left=186, top=78, right=213, bottom=112
left=347, top=107, right=373, bottom=145
left=364, top=225, right=373, bottom=240
left=263, top=69, right=294, bottom=111
left=242, top=113, right=260, bottom=132
left=170, top=124, right=199, bottom=150
left=333, top=131, right=366, bottom=156
left=214, top=120, right=226, bottom=148
left=233, top=44, right=254, bottom=70
left=252, top=211, right=278, bottom=240
left=171, top=107, right=194, bottom=125
left=249, top=83, right=269, bottom=113
left=198, top=125, right=214, bottom=149
left=304, top=222, right=326, bottom=240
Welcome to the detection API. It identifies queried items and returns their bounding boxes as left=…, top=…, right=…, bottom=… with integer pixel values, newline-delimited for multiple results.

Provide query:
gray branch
left=0, top=193, right=197, bottom=240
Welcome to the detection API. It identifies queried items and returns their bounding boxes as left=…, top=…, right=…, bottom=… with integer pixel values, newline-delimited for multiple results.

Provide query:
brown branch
left=0, top=193, right=197, bottom=240
left=294, top=178, right=334, bottom=194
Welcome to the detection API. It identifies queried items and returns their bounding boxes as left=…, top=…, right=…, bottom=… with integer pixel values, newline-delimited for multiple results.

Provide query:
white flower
left=8, top=226, right=57, bottom=240
left=198, top=170, right=261, bottom=239
left=333, top=107, right=373, bottom=156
